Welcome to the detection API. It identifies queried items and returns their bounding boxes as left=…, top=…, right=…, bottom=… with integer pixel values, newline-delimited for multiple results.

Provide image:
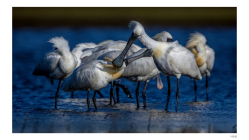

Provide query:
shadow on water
left=13, top=26, right=236, bottom=133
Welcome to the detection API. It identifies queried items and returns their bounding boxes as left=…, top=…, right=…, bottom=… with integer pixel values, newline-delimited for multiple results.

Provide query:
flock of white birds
left=33, top=21, right=215, bottom=112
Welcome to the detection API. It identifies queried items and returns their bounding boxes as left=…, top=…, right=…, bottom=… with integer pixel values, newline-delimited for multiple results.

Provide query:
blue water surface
left=12, top=26, right=237, bottom=132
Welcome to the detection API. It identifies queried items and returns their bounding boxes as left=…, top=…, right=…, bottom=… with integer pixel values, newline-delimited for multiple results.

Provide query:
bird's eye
left=167, top=39, right=173, bottom=42
left=55, top=48, right=58, bottom=50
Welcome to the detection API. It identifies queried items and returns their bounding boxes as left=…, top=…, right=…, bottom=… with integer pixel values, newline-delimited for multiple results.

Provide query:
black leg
left=110, top=81, right=116, bottom=105
left=194, top=80, right=197, bottom=101
left=142, top=81, right=148, bottom=108
left=114, top=83, right=133, bottom=99
left=92, top=91, right=97, bottom=110
left=175, top=78, right=179, bottom=112
left=109, top=82, right=113, bottom=105
left=116, top=80, right=121, bottom=103
left=97, top=91, right=104, bottom=98
left=136, top=81, right=141, bottom=108
left=165, top=76, right=171, bottom=111
left=50, top=78, right=54, bottom=85
left=112, top=81, right=116, bottom=105
left=55, top=80, right=62, bottom=109
left=87, top=90, right=90, bottom=110
left=71, top=91, right=74, bottom=98
left=206, top=72, right=209, bottom=100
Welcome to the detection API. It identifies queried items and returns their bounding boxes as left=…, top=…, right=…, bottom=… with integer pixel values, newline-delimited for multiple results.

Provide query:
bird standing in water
left=62, top=49, right=153, bottom=110
left=32, top=37, right=78, bottom=109
left=185, top=32, right=215, bottom=100
left=113, top=21, right=202, bottom=112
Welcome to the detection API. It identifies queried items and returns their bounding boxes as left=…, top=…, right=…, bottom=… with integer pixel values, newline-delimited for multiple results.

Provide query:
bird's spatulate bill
left=112, top=33, right=138, bottom=68
left=157, top=74, right=163, bottom=89
left=124, top=49, right=153, bottom=66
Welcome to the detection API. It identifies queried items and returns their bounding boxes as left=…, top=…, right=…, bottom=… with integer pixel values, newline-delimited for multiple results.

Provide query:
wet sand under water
left=13, top=98, right=236, bottom=133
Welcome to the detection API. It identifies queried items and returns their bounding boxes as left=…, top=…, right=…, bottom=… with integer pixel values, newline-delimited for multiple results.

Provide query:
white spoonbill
left=115, top=31, right=174, bottom=108
left=99, top=48, right=163, bottom=108
left=62, top=49, right=153, bottom=110
left=32, top=37, right=78, bottom=109
left=185, top=32, right=215, bottom=100
left=152, top=31, right=175, bottom=108
left=113, top=21, right=202, bottom=112
left=70, top=42, right=104, bottom=98
left=78, top=40, right=142, bottom=104
left=90, top=40, right=164, bottom=108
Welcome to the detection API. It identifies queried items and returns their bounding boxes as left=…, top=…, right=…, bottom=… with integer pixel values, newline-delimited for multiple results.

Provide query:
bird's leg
left=71, top=91, right=74, bottom=98
left=136, top=81, right=141, bottom=109
left=116, top=80, right=121, bottom=103
left=194, top=80, right=197, bottom=101
left=142, top=81, right=148, bottom=108
left=206, top=72, right=209, bottom=100
left=175, top=78, right=179, bottom=112
left=114, top=83, right=133, bottom=99
left=109, top=82, right=112, bottom=105
left=50, top=78, right=54, bottom=85
left=55, top=80, right=62, bottom=109
left=112, top=81, right=116, bottom=105
left=87, top=90, right=90, bottom=111
left=97, top=91, right=104, bottom=98
left=92, top=91, right=97, bottom=110
left=165, top=76, right=171, bottom=112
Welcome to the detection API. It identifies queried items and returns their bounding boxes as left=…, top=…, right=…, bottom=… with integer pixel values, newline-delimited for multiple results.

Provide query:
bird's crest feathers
left=186, top=32, right=206, bottom=49
left=48, top=36, right=70, bottom=52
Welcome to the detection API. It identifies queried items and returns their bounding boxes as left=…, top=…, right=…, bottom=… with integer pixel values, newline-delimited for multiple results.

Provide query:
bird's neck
left=59, top=52, right=77, bottom=74
left=138, top=32, right=169, bottom=58
left=138, top=32, right=159, bottom=50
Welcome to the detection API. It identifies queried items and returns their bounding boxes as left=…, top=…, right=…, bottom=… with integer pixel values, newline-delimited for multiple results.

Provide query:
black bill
left=112, top=32, right=138, bottom=68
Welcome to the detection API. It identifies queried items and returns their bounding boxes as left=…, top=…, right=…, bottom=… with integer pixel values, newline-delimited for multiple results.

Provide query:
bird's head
left=128, top=20, right=145, bottom=37
left=152, top=31, right=173, bottom=42
left=48, top=36, right=70, bottom=55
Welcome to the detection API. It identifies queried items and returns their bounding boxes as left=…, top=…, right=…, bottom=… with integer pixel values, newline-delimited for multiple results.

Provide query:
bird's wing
left=168, top=46, right=200, bottom=78
left=32, top=51, right=60, bottom=76
left=62, top=60, right=101, bottom=92
left=205, top=45, right=215, bottom=71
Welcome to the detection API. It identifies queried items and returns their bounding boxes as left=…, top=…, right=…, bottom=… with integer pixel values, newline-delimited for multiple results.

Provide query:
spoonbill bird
left=185, top=32, right=215, bottom=100
left=152, top=31, right=174, bottom=108
left=89, top=40, right=164, bottom=108
left=113, top=31, right=174, bottom=108
left=113, top=21, right=202, bottom=112
left=32, top=37, right=78, bottom=109
left=70, top=42, right=104, bottom=98
left=62, top=49, right=153, bottom=110
left=78, top=40, right=141, bottom=104
left=100, top=48, right=163, bottom=108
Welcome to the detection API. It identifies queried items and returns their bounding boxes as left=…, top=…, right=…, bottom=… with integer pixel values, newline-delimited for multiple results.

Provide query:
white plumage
left=152, top=31, right=173, bottom=42
left=205, top=45, right=215, bottom=76
left=62, top=48, right=153, bottom=110
left=115, top=21, right=202, bottom=112
left=185, top=32, right=215, bottom=100
left=32, top=36, right=78, bottom=109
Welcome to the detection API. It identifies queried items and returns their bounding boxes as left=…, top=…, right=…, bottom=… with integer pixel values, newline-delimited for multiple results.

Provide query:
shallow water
left=12, top=26, right=237, bottom=133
